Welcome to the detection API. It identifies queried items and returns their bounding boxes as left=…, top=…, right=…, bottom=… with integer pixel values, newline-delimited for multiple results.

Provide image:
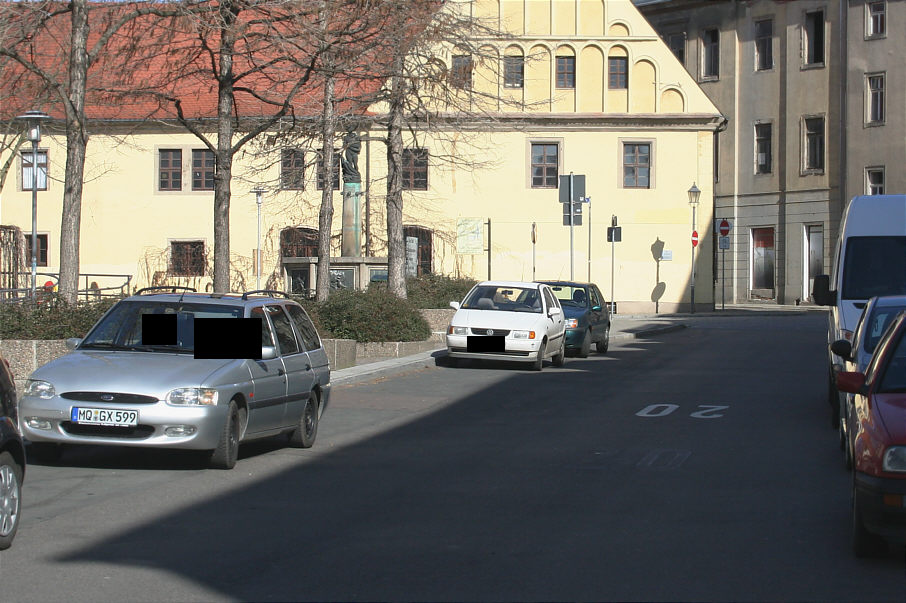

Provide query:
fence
left=0, top=272, right=132, bottom=303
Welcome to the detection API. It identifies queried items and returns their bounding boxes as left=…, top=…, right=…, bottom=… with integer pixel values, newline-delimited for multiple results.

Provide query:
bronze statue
left=341, top=131, right=361, bottom=184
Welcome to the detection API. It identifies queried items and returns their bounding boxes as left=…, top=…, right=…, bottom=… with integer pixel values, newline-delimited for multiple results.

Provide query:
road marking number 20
left=635, top=404, right=728, bottom=419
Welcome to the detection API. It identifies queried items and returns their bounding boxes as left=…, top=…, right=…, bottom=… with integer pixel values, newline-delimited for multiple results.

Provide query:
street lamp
left=252, top=186, right=267, bottom=289
left=688, top=182, right=701, bottom=314
left=16, top=110, right=51, bottom=299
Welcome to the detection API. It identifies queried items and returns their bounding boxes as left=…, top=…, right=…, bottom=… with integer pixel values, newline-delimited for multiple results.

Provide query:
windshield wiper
left=132, top=344, right=193, bottom=353
left=79, top=342, right=141, bottom=351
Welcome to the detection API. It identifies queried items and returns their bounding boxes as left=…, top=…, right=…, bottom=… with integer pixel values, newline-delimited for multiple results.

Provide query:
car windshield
left=461, top=285, right=542, bottom=313
left=842, top=237, right=906, bottom=300
left=864, top=306, right=906, bottom=354
left=547, top=285, right=588, bottom=308
left=80, top=300, right=244, bottom=352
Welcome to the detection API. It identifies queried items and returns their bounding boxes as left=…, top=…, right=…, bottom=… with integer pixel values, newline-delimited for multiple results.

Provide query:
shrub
left=0, top=296, right=120, bottom=340
left=317, top=287, right=430, bottom=342
left=406, top=273, right=477, bottom=308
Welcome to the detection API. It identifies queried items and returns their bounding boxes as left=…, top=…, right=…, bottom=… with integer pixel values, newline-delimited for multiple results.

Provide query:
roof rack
left=134, top=286, right=197, bottom=295
left=241, top=289, right=291, bottom=300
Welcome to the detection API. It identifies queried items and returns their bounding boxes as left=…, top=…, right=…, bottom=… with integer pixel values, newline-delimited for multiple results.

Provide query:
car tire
left=209, top=400, right=240, bottom=470
left=578, top=329, right=591, bottom=358
left=532, top=339, right=545, bottom=372
left=596, top=326, right=610, bottom=354
left=852, top=477, right=886, bottom=557
left=289, top=392, right=319, bottom=449
left=0, top=451, right=23, bottom=550
left=28, top=442, right=62, bottom=464
left=552, top=336, right=566, bottom=367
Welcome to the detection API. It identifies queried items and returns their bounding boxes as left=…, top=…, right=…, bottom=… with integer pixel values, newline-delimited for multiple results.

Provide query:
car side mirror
left=592, top=305, right=602, bottom=312
left=836, top=371, right=866, bottom=394
left=830, top=339, right=853, bottom=361
left=812, top=274, right=835, bottom=307
left=65, top=337, right=82, bottom=350
left=449, top=301, right=461, bottom=310
left=261, top=346, right=278, bottom=360
left=548, top=306, right=562, bottom=317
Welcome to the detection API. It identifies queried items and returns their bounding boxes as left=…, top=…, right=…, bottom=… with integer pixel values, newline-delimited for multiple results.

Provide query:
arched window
left=280, top=227, right=318, bottom=257
left=403, top=225, right=432, bottom=276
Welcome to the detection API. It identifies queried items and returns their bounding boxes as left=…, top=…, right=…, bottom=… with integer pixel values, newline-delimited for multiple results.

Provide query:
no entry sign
left=692, top=230, right=699, bottom=247
left=719, top=219, right=732, bottom=237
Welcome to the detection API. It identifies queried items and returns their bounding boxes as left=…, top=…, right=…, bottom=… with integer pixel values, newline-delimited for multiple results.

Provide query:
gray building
left=635, top=0, right=858, bottom=305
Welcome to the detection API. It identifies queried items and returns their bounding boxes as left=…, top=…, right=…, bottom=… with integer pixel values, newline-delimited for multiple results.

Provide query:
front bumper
left=446, top=334, right=542, bottom=363
left=19, top=395, right=229, bottom=450
left=564, top=328, right=586, bottom=349
left=855, top=471, right=906, bottom=544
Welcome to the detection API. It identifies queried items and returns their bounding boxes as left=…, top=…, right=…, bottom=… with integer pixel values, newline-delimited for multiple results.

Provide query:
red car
left=837, top=310, right=906, bottom=556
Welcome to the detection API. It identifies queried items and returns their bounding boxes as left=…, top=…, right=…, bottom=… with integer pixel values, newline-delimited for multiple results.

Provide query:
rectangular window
left=755, top=19, right=773, bottom=71
left=20, top=149, right=48, bottom=191
left=451, top=54, right=472, bottom=89
left=191, top=149, right=215, bottom=191
left=281, top=148, right=305, bottom=190
left=804, top=10, right=825, bottom=65
left=556, top=56, right=575, bottom=89
left=504, top=55, right=524, bottom=88
left=317, top=148, right=340, bottom=190
left=805, top=117, right=825, bottom=171
left=24, top=233, right=49, bottom=267
left=623, top=143, right=651, bottom=189
left=755, top=123, right=772, bottom=174
left=158, top=149, right=182, bottom=191
left=530, top=143, right=559, bottom=188
left=169, top=240, right=205, bottom=276
left=608, top=57, right=628, bottom=89
left=752, top=227, right=775, bottom=290
left=867, top=167, right=885, bottom=195
left=667, top=32, right=685, bottom=64
left=868, top=2, right=886, bottom=37
left=868, top=74, right=885, bottom=124
left=402, top=148, right=428, bottom=190
left=702, top=29, right=719, bottom=78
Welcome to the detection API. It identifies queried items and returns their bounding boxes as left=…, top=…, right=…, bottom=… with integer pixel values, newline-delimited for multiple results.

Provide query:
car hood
left=561, top=305, right=589, bottom=320
left=874, top=393, right=906, bottom=443
left=28, top=351, right=246, bottom=397
left=452, top=309, right=548, bottom=330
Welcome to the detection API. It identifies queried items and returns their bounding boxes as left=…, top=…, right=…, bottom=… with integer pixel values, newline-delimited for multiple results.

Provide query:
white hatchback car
left=446, top=281, right=566, bottom=371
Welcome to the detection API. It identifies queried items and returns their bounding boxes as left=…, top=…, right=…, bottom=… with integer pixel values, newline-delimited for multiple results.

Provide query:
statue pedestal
left=341, top=182, right=361, bottom=257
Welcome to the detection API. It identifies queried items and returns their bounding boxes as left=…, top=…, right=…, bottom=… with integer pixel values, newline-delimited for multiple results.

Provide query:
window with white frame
left=867, top=167, right=885, bottom=195
left=504, top=55, right=524, bottom=88
left=20, top=149, right=48, bottom=191
left=804, top=117, right=825, bottom=172
left=867, top=1, right=886, bottom=37
left=755, top=122, right=772, bottom=174
left=803, top=10, right=825, bottom=66
left=867, top=73, right=885, bottom=124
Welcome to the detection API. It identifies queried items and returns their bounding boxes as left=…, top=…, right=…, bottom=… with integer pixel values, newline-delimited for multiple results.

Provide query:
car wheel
left=852, top=477, right=886, bottom=557
left=28, top=442, right=63, bottom=464
left=209, top=400, right=240, bottom=470
left=532, top=339, right=545, bottom=372
left=578, top=329, right=591, bottom=358
left=0, top=452, right=23, bottom=550
left=289, top=392, right=319, bottom=449
left=596, top=326, right=610, bottom=354
left=552, top=336, right=566, bottom=367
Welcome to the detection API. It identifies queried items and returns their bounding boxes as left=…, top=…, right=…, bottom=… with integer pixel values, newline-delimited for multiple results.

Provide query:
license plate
left=467, top=335, right=505, bottom=353
left=71, top=407, right=139, bottom=427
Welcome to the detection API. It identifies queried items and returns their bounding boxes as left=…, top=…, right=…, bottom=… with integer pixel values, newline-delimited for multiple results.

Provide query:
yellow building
left=0, top=0, right=722, bottom=313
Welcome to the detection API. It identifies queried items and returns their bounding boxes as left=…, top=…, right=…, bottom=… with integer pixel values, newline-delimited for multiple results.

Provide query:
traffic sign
left=691, top=230, right=699, bottom=247
left=719, top=236, right=730, bottom=250
left=719, top=219, right=732, bottom=237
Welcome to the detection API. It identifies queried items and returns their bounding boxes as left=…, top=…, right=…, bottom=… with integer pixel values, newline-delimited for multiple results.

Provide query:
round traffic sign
left=719, top=219, right=731, bottom=237
left=692, top=230, right=699, bottom=247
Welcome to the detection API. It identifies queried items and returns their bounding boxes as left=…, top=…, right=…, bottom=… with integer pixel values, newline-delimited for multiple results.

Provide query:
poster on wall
left=456, top=218, right=484, bottom=254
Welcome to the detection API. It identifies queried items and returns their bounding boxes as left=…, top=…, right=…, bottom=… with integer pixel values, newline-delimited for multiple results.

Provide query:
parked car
left=831, top=296, right=906, bottom=469
left=836, top=310, right=906, bottom=556
left=446, top=280, right=566, bottom=371
left=0, top=354, right=25, bottom=550
left=536, top=280, right=610, bottom=357
left=19, top=288, right=331, bottom=470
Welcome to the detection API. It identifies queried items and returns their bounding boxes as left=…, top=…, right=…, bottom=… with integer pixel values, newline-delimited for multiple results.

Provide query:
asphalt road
left=2, top=313, right=905, bottom=601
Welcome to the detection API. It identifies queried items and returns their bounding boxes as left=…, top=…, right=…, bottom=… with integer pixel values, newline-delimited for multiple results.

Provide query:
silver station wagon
left=19, top=288, right=331, bottom=469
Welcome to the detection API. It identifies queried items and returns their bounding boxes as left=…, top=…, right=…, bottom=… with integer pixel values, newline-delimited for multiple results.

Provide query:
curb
left=612, top=323, right=687, bottom=340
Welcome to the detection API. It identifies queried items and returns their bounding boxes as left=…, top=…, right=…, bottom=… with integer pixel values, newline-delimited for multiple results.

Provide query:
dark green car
left=536, top=281, right=610, bottom=357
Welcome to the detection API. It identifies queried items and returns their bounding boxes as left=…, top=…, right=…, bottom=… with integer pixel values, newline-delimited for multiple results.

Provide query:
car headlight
left=565, top=318, right=579, bottom=329
left=24, top=379, right=56, bottom=399
left=449, top=326, right=469, bottom=335
left=883, top=447, right=906, bottom=472
left=512, top=330, right=536, bottom=340
left=166, top=388, right=219, bottom=406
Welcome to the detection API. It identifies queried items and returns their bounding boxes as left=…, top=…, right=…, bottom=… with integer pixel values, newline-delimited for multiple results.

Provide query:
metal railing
left=0, top=272, right=132, bottom=303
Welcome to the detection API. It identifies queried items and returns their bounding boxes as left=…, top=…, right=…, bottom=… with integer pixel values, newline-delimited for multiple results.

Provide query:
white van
left=813, top=194, right=906, bottom=424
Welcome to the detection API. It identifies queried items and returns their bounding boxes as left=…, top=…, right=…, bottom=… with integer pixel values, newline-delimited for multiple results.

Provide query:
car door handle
left=305, top=364, right=312, bottom=371
left=278, top=368, right=285, bottom=376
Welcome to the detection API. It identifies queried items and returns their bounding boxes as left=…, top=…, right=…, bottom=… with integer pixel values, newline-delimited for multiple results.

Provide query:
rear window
left=548, top=285, right=589, bottom=308
left=864, top=306, right=906, bottom=354
left=842, top=237, right=906, bottom=300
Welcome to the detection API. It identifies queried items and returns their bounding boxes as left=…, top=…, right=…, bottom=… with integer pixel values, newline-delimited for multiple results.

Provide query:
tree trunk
left=385, top=58, right=406, bottom=299
left=316, top=64, right=336, bottom=303
left=58, top=0, right=89, bottom=304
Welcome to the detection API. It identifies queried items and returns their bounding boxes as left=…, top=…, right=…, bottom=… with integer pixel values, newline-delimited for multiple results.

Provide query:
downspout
left=733, top=1, right=740, bottom=303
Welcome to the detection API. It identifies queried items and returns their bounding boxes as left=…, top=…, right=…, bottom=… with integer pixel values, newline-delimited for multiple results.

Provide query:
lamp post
left=16, top=111, right=51, bottom=299
left=688, top=182, right=701, bottom=314
left=252, top=186, right=267, bottom=289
